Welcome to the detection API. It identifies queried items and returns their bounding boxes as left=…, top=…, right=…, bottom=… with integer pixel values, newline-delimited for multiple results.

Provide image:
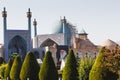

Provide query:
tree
left=79, top=57, right=94, bottom=80
left=102, top=45, right=120, bottom=73
left=10, top=56, right=22, bottom=80
left=0, top=57, right=4, bottom=66
left=89, top=47, right=118, bottom=80
left=4, top=59, right=13, bottom=79
left=20, top=52, right=40, bottom=80
left=0, top=64, right=7, bottom=79
left=62, top=49, right=79, bottom=80
left=39, top=51, right=58, bottom=80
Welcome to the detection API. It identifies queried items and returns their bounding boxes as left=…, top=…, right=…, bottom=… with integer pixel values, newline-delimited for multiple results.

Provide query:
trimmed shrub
left=0, top=57, right=4, bottom=66
left=62, top=49, right=79, bottom=80
left=79, top=57, right=94, bottom=80
left=10, top=56, right=22, bottom=80
left=20, top=52, right=40, bottom=80
left=89, top=47, right=118, bottom=80
left=0, top=64, right=7, bottom=79
left=39, top=51, right=58, bottom=80
left=4, top=59, right=13, bottom=79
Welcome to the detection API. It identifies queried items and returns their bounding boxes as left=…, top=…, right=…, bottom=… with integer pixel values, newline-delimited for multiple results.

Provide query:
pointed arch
left=8, top=35, right=27, bottom=59
left=40, top=38, right=58, bottom=47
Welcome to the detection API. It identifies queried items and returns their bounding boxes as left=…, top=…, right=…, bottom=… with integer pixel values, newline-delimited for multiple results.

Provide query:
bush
left=10, top=56, right=22, bottom=80
left=79, top=57, right=94, bottom=80
left=4, top=59, right=13, bottom=79
left=20, top=52, right=40, bottom=80
left=39, top=51, right=58, bottom=80
left=62, top=49, right=79, bottom=80
left=89, top=47, right=118, bottom=80
left=0, top=64, right=7, bottom=79
left=0, top=57, right=4, bottom=66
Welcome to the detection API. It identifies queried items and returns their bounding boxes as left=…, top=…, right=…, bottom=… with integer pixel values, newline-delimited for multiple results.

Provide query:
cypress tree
left=20, top=52, right=40, bottom=80
left=79, top=57, right=94, bottom=80
left=62, top=49, right=79, bottom=80
left=0, top=64, right=7, bottom=79
left=4, top=59, right=13, bottom=79
left=10, top=56, right=22, bottom=80
left=39, top=51, right=58, bottom=80
left=89, top=47, right=109, bottom=80
left=0, top=57, right=4, bottom=66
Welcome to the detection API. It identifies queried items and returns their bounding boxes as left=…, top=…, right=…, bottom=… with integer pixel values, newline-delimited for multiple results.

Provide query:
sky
left=0, top=0, right=120, bottom=45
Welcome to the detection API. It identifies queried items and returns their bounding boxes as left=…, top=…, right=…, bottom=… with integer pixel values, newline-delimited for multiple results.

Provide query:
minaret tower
left=27, top=8, right=32, bottom=37
left=27, top=8, right=32, bottom=49
left=33, top=19, right=37, bottom=37
left=2, top=7, right=7, bottom=61
left=61, top=16, right=67, bottom=45
left=2, top=7, right=7, bottom=43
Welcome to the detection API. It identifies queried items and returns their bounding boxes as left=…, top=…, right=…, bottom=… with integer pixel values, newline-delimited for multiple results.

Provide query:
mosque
left=2, top=7, right=116, bottom=63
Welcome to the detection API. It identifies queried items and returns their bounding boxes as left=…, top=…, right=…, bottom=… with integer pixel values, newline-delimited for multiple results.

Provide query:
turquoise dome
left=52, top=20, right=72, bottom=37
left=51, top=18, right=76, bottom=46
left=52, top=21, right=63, bottom=34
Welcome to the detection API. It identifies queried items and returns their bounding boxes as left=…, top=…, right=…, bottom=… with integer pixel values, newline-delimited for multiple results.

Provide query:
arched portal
left=8, top=35, right=27, bottom=59
left=40, top=38, right=58, bottom=47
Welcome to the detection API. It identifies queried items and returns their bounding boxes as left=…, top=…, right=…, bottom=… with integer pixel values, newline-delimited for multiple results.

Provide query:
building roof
left=79, top=28, right=88, bottom=35
left=100, top=39, right=118, bottom=49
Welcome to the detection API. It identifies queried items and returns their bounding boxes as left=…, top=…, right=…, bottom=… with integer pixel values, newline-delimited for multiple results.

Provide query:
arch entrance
left=8, top=35, right=27, bottom=59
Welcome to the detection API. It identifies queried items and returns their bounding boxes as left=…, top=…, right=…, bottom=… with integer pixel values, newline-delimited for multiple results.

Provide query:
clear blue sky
left=0, top=0, right=120, bottom=45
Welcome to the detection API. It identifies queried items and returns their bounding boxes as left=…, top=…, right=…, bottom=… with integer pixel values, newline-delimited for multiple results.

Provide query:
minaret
left=2, top=7, right=7, bottom=42
left=27, top=8, right=32, bottom=50
left=33, top=19, right=37, bottom=37
left=2, top=7, right=7, bottom=61
left=27, top=8, right=32, bottom=38
left=61, top=16, right=67, bottom=45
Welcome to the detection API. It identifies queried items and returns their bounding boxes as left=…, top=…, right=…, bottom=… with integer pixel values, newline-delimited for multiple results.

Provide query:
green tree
left=79, top=57, right=94, bottom=80
left=0, top=64, right=7, bottom=79
left=102, top=45, right=120, bottom=73
left=4, top=59, right=13, bottom=79
left=10, top=56, right=22, bottom=80
left=39, top=51, right=58, bottom=80
left=62, top=49, right=79, bottom=80
left=89, top=47, right=118, bottom=80
left=20, top=52, right=40, bottom=80
left=0, top=57, right=4, bottom=66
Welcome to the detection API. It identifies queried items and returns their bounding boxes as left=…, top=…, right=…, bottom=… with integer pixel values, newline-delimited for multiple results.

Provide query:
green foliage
left=102, top=45, right=120, bottom=73
left=39, top=51, right=58, bottom=80
left=0, top=57, right=4, bottom=66
left=20, top=52, right=40, bottom=80
left=89, top=47, right=107, bottom=80
left=89, top=47, right=118, bottom=80
left=0, top=64, right=7, bottom=79
left=10, top=56, right=22, bottom=80
left=4, top=59, right=13, bottom=79
left=79, top=57, right=94, bottom=80
left=62, top=49, right=79, bottom=80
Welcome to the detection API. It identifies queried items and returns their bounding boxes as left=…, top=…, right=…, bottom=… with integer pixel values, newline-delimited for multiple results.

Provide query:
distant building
left=1, top=7, right=114, bottom=63
left=100, top=39, right=119, bottom=49
left=2, top=8, right=32, bottom=61
left=73, top=29, right=98, bottom=58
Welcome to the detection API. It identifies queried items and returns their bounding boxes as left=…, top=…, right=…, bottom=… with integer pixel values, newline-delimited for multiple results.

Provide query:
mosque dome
left=52, top=18, right=73, bottom=36
left=100, top=39, right=118, bottom=49
left=51, top=17, right=77, bottom=46
left=52, top=20, right=63, bottom=34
